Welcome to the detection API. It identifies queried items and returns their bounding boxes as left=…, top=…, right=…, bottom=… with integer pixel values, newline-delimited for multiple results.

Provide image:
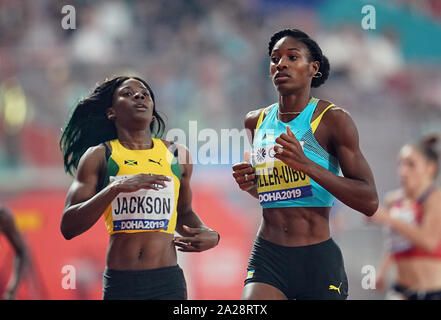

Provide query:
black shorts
left=102, top=264, right=187, bottom=300
left=244, top=237, right=348, bottom=300
left=392, top=283, right=441, bottom=300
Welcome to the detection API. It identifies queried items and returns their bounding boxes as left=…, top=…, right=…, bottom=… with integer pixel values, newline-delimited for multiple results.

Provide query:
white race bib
left=109, top=175, right=175, bottom=232
left=252, top=144, right=313, bottom=205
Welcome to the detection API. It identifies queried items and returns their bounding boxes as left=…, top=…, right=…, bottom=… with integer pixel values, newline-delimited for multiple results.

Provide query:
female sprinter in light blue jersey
left=232, top=29, right=378, bottom=300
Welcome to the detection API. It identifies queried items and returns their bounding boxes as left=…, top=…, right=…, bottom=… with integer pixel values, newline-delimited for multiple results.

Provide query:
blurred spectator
left=317, top=25, right=404, bottom=92
left=392, top=0, right=441, bottom=21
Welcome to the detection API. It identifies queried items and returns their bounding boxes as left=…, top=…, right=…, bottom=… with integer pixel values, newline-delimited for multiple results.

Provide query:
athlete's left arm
left=173, top=144, right=220, bottom=252
left=0, top=206, right=29, bottom=299
left=274, top=108, right=379, bottom=216
left=380, top=190, right=441, bottom=252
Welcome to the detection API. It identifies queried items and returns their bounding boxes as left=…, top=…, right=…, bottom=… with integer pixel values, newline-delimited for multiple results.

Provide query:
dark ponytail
left=268, top=29, right=330, bottom=88
left=416, top=133, right=440, bottom=178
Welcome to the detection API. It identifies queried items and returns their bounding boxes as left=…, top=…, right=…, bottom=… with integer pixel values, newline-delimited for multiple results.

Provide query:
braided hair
left=268, top=29, right=330, bottom=88
left=60, top=76, right=166, bottom=176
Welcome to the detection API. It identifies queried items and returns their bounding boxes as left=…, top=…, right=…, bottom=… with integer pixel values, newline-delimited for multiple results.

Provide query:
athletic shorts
left=244, top=237, right=348, bottom=300
left=392, top=283, right=441, bottom=300
left=103, top=264, right=187, bottom=300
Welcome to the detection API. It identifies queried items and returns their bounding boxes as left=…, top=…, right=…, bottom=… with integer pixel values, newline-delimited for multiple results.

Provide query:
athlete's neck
left=116, top=129, right=153, bottom=150
left=278, top=90, right=311, bottom=114
left=406, top=180, right=433, bottom=201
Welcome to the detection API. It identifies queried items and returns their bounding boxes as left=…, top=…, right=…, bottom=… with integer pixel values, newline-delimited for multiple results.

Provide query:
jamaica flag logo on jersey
left=124, top=160, right=138, bottom=166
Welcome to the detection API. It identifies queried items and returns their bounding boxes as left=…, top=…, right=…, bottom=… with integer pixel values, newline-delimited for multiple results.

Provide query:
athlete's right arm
left=61, top=146, right=170, bottom=240
left=232, top=109, right=264, bottom=199
left=0, top=206, right=29, bottom=299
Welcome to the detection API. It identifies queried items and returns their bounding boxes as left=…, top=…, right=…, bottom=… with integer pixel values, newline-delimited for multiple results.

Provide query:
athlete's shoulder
left=159, top=139, right=191, bottom=166
left=424, top=188, right=441, bottom=224
left=75, top=144, right=108, bottom=176
left=316, top=101, right=363, bottom=152
left=159, top=138, right=172, bottom=149
left=317, top=99, right=351, bottom=122
left=244, top=104, right=275, bottom=130
left=317, top=100, right=359, bottom=143
left=84, top=144, right=107, bottom=160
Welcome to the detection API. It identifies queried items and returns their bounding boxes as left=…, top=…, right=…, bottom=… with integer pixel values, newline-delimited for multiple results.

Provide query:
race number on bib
left=109, top=175, right=175, bottom=232
left=252, top=145, right=313, bottom=205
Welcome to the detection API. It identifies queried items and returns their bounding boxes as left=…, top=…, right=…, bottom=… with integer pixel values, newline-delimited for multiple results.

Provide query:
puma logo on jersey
left=329, top=282, right=342, bottom=294
left=148, top=158, right=162, bottom=166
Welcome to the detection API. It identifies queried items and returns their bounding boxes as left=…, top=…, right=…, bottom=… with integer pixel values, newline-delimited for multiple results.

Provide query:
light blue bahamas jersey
left=252, top=97, right=341, bottom=208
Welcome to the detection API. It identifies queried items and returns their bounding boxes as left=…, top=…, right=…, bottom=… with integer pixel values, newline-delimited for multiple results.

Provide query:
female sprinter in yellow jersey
left=60, top=76, right=219, bottom=300
left=232, top=29, right=378, bottom=300
left=371, top=136, right=441, bottom=300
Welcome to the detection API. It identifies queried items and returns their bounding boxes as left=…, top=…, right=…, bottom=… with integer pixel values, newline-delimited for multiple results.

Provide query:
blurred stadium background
left=0, top=0, right=441, bottom=299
